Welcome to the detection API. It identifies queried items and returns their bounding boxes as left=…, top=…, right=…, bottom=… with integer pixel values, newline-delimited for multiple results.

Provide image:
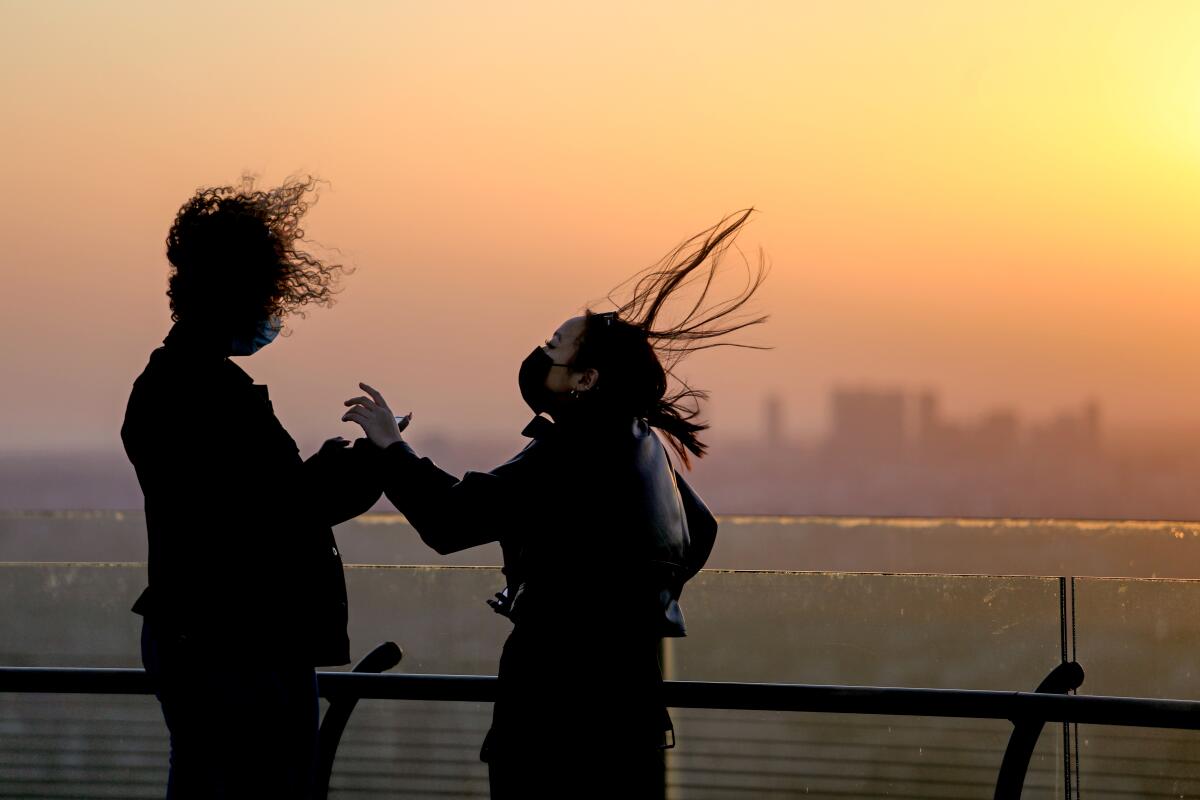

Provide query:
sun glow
left=4, top=1, right=1200, bottom=450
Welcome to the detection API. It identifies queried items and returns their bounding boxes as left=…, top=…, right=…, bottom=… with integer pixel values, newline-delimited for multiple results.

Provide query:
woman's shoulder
left=516, top=415, right=666, bottom=478
left=626, top=417, right=667, bottom=459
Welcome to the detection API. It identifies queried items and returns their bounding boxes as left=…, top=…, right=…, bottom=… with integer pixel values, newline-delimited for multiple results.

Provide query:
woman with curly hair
left=122, top=177, right=381, bottom=799
left=343, top=210, right=767, bottom=797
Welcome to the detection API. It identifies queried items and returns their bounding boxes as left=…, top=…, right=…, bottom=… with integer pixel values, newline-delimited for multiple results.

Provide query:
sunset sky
left=3, top=2, right=1200, bottom=454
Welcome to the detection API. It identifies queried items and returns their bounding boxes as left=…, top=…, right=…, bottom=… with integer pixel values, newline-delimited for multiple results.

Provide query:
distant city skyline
left=9, top=383, right=1200, bottom=521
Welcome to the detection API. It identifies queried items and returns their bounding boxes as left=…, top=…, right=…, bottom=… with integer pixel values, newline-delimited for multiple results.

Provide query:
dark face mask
left=518, top=347, right=570, bottom=414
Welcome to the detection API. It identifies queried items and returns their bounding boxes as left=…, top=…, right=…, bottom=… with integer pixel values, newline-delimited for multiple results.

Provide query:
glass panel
left=1071, top=578, right=1200, bottom=700
left=8, top=509, right=1200, bottom=577
left=331, top=700, right=491, bottom=799
left=0, top=692, right=168, bottom=799
left=0, top=510, right=150, bottom=565
left=0, top=563, right=145, bottom=668
left=0, top=563, right=1068, bottom=798
left=1073, top=577, right=1200, bottom=799
left=673, top=571, right=1064, bottom=688
left=666, top=710, right=1063, bottom=799
left=344, top=565, right=508, bottom=675
left=669, top=572, right=1066, bottom=798
left=699, top=516, right=1200, bottom=577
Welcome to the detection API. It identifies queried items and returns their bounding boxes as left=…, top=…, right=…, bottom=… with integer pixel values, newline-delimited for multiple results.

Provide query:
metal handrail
left=9, top=662, right=1200, bottom=799
left=2, top=666, right=1199, bottom=730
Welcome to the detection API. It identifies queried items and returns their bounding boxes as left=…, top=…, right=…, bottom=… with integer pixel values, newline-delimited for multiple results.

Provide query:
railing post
left=314, top=642, right=403, bottom=800
left=994, top=661, right=1085, bottom=800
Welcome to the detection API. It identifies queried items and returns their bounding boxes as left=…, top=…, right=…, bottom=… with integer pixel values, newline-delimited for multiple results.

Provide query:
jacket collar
left=521, top=415, right=556, bottom=439
left=520, top=413, right=639, bottom=441
left=163, top=320, right=229, bottom=357
left=162, top=322, right=254, bottom=385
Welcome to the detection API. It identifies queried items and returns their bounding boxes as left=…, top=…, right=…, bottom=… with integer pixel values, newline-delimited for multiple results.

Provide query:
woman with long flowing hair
left=343, top=210, right=768, bottom=796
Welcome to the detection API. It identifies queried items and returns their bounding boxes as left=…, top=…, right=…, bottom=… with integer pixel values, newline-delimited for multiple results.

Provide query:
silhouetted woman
left=122, top=177, right=381, bottom=799
left=343, top=210, right=767, bottom=797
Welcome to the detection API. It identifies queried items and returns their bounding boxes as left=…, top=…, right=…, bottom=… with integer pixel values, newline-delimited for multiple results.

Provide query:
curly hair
left=574, top=209, right=769, bottom=467
left=165, top=175, right=345, bottom=335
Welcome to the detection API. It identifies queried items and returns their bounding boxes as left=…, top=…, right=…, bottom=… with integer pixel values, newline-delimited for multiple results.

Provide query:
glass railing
left=0, top=563, right=1071, bottom=798
left=669, top=570, right=1066, bottom=798
left=1071, top=577, right=1200, bottom=798
left=8, top=509, right=1200, bottom=576
left=7, top=510, right=1200, bottom=798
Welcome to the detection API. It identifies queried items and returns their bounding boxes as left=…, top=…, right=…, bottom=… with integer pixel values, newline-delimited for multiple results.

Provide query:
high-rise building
left=827, top=388, right=907, bottom=459
left=764, top=393, right=785, bottom=449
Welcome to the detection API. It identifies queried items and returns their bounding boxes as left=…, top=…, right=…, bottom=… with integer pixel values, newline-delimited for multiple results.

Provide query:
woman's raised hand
left=342, top=382, right=412, bottom=448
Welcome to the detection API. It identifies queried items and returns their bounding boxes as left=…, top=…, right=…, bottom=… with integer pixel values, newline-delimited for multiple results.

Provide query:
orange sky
left=3, top=2, right=1200, bottom=453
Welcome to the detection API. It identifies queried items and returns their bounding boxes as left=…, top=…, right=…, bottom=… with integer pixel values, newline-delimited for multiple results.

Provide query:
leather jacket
left=380, top=413, right=717, bottom=637
left=381, top=412, right=718, bottom=755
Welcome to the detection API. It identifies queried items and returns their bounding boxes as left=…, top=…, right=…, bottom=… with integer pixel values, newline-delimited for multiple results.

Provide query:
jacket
left=121, top=322, right=383, bottom=666
left=380, top=412, right=718, bottom=753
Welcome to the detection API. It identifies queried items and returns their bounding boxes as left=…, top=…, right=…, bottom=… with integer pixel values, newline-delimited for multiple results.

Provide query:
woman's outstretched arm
left=342, top=382, right=541, bottom=554
left=376, top=441, right=539, bottom=554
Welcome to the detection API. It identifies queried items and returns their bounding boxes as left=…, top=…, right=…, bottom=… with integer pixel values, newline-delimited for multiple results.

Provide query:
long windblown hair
left=165, top=175, right=344, bottom=335
left=574, top=209, right=769, bottom=467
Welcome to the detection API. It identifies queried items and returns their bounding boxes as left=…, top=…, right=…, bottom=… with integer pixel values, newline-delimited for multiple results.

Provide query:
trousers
left=487, top=747, right=666, bottom=799
left=141, top=619, right=320, bottom=800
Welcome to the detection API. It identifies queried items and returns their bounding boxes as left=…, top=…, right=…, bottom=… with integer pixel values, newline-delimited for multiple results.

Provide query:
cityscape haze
left=7, top=385, right=1200, bottom=521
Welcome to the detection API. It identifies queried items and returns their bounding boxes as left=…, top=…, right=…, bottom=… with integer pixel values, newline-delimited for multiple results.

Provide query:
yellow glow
left=2, top=1, right=1200, bottom=450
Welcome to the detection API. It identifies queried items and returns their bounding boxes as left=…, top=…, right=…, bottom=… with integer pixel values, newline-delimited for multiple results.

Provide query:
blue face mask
left=230, top=316, right=282, bottom=356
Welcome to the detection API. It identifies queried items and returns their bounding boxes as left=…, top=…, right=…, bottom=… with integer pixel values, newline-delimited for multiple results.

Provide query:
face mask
left=518, top=347, right=571, bottom=414
left=230, top=316, right=282, bottom=357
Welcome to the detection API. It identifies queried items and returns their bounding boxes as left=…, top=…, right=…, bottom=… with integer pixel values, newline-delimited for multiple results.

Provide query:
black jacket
left=121, top=322, right=383, bottom=667
left=380, top=413, right=718, bottom=753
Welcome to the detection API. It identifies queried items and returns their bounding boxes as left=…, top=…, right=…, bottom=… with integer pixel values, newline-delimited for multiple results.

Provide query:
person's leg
left=574, top=747, right=667, bottom=799
left=490, top=749, right=606, bottom=799
left=142, top=622, right=225, bottom=799
left=226, top=664, right=319, bottom=800
left=140, top=620, right=171, bottom=796
left=637, top=748, right=668, bottom=798
left=487, top=753, right=562, bottom=799
left=487, top=758, right=515, bottom=800
left=266, top=665, right=320, bottom=799
left=142, top=623, right=319, bottom=800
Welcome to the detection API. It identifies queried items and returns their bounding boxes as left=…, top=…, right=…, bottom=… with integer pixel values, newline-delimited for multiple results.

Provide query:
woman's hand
left=342, top=383, right=412, bottom=448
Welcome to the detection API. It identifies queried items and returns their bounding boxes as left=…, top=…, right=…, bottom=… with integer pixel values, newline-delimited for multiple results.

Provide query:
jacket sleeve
left=301, top=437, right=386, bottom=527
left=378, top=439, right=541, bottom=555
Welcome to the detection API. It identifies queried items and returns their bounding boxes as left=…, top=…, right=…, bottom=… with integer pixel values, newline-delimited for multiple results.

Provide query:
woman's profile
left=342, top=210, right=767, bottom=797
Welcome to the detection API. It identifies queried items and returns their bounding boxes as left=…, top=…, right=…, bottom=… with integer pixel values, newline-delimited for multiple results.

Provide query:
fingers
left=359, top=382, right=389, bottom=408
left=341, top=408, right=370, bottom=424
left=343, top=395, right=377, bottom=410
left=395, top=412, right=413, bottom=433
